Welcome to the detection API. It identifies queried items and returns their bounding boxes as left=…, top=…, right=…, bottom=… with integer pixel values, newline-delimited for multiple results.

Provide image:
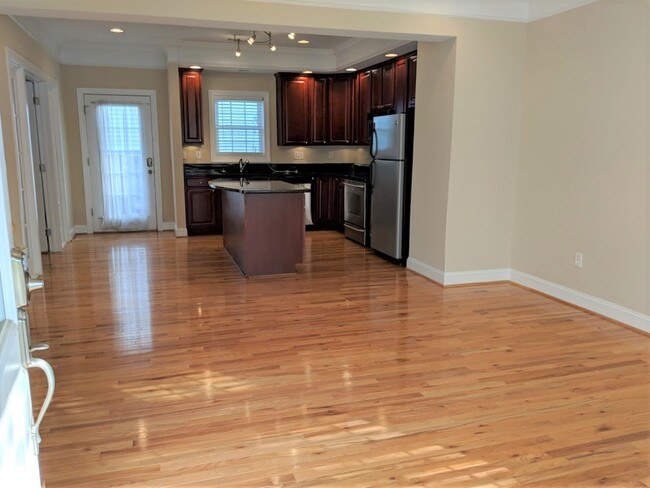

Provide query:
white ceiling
left=7, top=0, right=597, bottom=72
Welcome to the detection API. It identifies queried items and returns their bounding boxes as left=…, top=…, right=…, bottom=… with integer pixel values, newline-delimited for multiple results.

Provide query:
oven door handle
left=343, top=181, right=366, bottom=190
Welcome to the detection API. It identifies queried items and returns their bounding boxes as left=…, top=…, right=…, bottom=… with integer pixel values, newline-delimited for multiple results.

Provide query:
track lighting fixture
left=230, top=31, right=278, bottom=57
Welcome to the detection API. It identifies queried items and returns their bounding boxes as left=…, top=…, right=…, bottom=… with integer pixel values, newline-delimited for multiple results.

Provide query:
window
left=209, top=90, right=270, bottom=162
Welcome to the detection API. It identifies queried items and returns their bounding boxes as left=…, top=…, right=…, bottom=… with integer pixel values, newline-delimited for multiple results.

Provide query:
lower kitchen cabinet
left=312, top=177, right=344, bottom=230
left=185, top=177, right=222, bottom=235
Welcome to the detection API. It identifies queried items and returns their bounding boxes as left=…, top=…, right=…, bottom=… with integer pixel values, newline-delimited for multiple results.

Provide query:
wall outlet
left=195, top=150, right=202, bottom=159
left=293, top=150, right=304, bottom=160
left=182, top=151, right=187, bottom=160
left=328, top=151, right=334, bottom=160
left=574, top=252, right=583, bottom=268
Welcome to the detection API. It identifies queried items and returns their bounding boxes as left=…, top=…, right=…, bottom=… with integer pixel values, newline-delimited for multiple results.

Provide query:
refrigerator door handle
left=369, top=124, right=378, bottom=160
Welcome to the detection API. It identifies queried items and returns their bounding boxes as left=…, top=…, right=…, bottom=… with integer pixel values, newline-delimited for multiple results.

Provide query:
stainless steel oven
left=343, top=179, right=368, bottom=245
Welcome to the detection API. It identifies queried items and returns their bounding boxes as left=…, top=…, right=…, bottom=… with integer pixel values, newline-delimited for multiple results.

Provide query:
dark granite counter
left=184, top=163, right=371, bottom=183
left=209, top=179, right=310, bottom=194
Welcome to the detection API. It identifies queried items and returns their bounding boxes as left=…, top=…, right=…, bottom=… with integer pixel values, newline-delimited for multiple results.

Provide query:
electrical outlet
left=574, top=252, right=583, bottom=268
left=195, top=150, right=202, bottom=159
left=328, top=151, right=334, bottom=160
left=293, top=150, right=304, bottom=160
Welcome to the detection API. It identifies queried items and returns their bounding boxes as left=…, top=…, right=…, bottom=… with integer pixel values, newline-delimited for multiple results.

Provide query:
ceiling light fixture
left=109, top=27, right=124, bottom=33
left=345, top=67, right=357, bottom=72
left=302, top=70, right=313, bottom=74
left=230, top=31, right=278, bottom=57
left=288, top=32, right=296, bottom=40
left=384, top=53, right=398, bottom=58
left=298, top=39, right=310, bottom=44
left=189, top=65, right=202, bottom=69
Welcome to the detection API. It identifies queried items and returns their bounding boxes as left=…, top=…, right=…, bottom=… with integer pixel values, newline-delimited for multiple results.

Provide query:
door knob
left=27, top=277, right=44, bottom=294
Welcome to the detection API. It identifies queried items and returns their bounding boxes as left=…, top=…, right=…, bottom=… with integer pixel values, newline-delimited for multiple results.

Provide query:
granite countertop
left=209, top=178, right=311, bottom=194
left=185, top=163, right=371, bottom=182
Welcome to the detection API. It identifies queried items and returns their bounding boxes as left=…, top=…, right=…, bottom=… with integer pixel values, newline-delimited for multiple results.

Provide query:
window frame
left=208, top=90, right=271, bottom=163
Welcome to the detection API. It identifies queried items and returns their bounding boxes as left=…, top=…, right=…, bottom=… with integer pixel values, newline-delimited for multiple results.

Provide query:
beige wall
left=0, top=15, right=62, bottom=243
left=513, top=0, right=649, bottom=314
left=60, top=65, right=174, bottom=226
left=409, top=40, right=456, bottom=271
left=443, top=20, right=526, bottom=272
left=183, top=70, right=367, bottom=165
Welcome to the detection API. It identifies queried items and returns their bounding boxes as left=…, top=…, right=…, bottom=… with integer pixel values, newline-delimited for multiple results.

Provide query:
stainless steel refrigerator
left=369, top=113, right=408, bottom=261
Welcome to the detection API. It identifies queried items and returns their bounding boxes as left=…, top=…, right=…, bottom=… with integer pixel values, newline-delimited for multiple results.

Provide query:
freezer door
left=370, top=159, right=404, bottom=259
left=374, top=114, right=406, bottom=161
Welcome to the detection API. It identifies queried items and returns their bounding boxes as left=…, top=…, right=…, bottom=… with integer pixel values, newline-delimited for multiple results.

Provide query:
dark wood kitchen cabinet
left=328, top=75, right=354, bottom=144
left=277, top=74, right=311, bottom=145
left=356, top=70, right=372, bottom=144
left=393, top=57, right=409, bottom=114
left=185, top=177, right=222, bottom=235
left=312, top=176, right=344, bottom=230
left=179, top=68, right=203, bottom=145
left=408, top=54, right=417, bottom=108
left=311, top=76, right=328, bottom=144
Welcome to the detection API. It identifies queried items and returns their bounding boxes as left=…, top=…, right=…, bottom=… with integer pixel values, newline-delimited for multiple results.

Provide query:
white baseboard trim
left=162, top=222, right=175, bottom=231
left=510, top=271, right=650, bottom=334
left=406, top=259, right=650, bottom=334
left=406, top=258, right=509, bottom=286
left=74, top=225, right=88, bottom=234
left=406, top=258, right=444, bottom=284
left=175, top=227, right=188, bottom=237
left=444, top=268, right=511, bottom=286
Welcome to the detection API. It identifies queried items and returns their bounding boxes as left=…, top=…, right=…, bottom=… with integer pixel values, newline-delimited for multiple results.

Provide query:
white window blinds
left=214, top=99, right=265, bottom=154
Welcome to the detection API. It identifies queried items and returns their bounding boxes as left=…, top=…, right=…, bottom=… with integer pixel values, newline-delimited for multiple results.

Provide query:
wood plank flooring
left=27, top=231, right=649, bottom=487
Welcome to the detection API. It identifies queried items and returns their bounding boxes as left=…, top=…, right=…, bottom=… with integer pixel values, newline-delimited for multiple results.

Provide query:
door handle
left=27, top=357, right=55, bottom=455
left=146, top=157, right=153, bottom=168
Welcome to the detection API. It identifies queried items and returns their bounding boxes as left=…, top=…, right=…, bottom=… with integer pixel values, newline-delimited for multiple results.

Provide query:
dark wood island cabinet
left=185, top=177, right=222, bottom=235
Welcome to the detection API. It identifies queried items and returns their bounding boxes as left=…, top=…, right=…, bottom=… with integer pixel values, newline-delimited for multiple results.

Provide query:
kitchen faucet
left=239, top=158, right=249, bottom=173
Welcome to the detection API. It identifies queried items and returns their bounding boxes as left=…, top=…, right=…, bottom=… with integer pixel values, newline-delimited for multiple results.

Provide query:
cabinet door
left=179, top=68, right=203, bottom=145
left=381, top=61, right=395, bottom=110
left=408, top=54, right=417, bottom=108
left=370, top=68, right=382, bottom=111
left=277, top=75, right=311, bottom=145
left=356, top=71, right=372, bottom=144
left=311, top=76, right=328, bottom=144
left=185, top=178, right=222, bottom=235
left=328, top=76, right=354, bottom=144
left=393, top=57, right=408, bottom=113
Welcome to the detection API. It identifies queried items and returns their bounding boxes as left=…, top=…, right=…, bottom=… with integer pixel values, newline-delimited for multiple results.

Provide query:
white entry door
left=0, top=111, right=48, bottom=486
left=84, top=94, right=157, bottom=232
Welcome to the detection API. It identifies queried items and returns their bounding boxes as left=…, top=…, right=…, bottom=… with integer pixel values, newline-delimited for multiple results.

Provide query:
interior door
left=84, top=94, right=157, bottom=232
left=0, top=112, right=43, bottom=487
left=25, top=79, right=51, bottom=252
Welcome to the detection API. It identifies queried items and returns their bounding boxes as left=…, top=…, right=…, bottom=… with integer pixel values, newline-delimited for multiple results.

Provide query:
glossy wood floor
left=28, top=231, right=649, bottom=487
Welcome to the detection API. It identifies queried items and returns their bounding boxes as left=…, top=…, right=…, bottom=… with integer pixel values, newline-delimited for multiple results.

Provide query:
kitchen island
left=209, top=179, right=309, bottom=276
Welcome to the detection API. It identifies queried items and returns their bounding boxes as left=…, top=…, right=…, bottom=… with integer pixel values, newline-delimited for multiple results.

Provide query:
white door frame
left=77, top=88, right=164, bottom=233
left=6, top=49, right=73, bottom=259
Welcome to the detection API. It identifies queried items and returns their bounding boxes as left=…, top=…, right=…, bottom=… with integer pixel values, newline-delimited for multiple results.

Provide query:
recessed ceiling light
left=189, top=65, right=202, bottom=69
left=109, top=27, right=124, bottom=34
left=384, top=53, right=398, bottom=58
left=345, top=67, right=357, bottom=72
left=297, top=39, right=310, bottom=44
left=302, top=70, right=313, bottom=74
left=288, top=33, right=296, bottom=40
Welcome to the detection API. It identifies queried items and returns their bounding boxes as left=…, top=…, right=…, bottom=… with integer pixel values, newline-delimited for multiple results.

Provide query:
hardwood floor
left=28, top=231, right=649, bottom=487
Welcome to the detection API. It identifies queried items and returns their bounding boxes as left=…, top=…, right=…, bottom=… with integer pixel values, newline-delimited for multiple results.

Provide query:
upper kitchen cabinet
left=311, top=76, right=328, bottom=144
left=408, top=54, right=417, bottom=108
left=276, top=73, right=355, bottom=146
left=277, top=74, right=311, bottom=145
left=369, top=63, right=395, bottom=112
left=179, top=68, right=204, bottom=145
left=356, top=70, right=372, bottom=144
left=328, top=75, right=355, bottom=144
left=393, top=57, right=409, bottom=114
